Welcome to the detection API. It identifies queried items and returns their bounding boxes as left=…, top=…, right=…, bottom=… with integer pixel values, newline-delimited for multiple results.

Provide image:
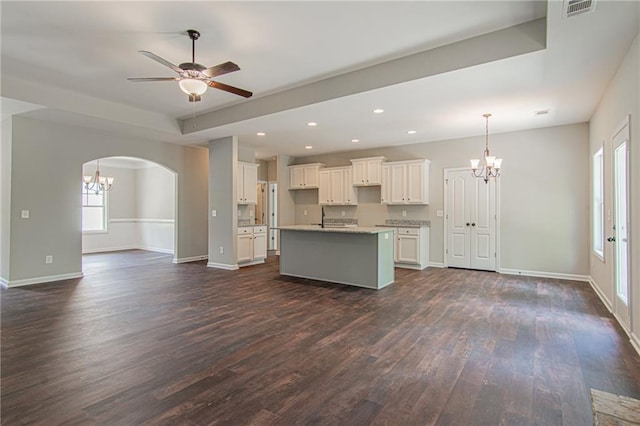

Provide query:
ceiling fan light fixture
left=179, top=78, right=208, bottom=96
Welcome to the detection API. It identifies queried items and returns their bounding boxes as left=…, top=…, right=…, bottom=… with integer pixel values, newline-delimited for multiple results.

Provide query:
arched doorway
left=81, top=156, right=178, bottom=273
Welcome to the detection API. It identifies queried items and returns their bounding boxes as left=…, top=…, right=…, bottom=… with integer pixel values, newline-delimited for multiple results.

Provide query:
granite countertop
left=277, top=225, right=394, bottom=234
left=238, top=224, right=267, bottom=227
left=376, top=220, right=431, bottom=228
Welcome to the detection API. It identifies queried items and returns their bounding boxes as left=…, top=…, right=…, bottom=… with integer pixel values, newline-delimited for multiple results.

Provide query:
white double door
left=445, top=169, right=497, bottom=271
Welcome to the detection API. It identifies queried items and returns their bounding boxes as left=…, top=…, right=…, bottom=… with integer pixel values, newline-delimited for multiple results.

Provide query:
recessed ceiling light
left=305, top=145, right=313, bottom=149
left=407, top=130, right=417, bottom=134
left=307, top=122, right=318, bottom=127
left=352, top=139, right=360, bottom=143
left=256, top=132, right=266, bottom=136
left=373, top=109, right=384, bottom=114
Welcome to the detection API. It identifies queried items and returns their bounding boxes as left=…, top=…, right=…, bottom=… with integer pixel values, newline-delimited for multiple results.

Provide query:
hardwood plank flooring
left=2, top=250, right=639, bottom=425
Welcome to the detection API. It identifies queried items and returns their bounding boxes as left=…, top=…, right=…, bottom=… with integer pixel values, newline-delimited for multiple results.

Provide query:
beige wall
left=293, top=123, right=590, bottom=276
left=2, top=116, right=208, bottom=285
left=589, top=32, right=639, bottom=344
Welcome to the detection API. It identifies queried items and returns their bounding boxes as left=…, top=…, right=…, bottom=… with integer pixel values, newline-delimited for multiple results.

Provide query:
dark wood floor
left=2, top=250, right=639, bottom=425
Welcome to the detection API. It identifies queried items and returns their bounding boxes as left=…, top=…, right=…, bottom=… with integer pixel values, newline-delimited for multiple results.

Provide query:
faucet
left=321, top=206, right=325, bottom=228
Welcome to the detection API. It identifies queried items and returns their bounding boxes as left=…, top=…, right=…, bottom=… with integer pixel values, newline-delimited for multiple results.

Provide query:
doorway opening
left=81, top=156, right=177, bottom=273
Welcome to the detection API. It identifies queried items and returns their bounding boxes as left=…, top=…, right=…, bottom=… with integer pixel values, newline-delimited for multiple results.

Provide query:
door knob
left=466, top=223, right=470, bottom=226
left=607, top=236, right=616, bottom=242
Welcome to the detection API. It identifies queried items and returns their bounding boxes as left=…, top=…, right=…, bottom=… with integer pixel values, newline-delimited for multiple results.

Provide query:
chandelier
left=83, top=159, right=114, bottom=195
left=470, top=113, right=502, bottom=183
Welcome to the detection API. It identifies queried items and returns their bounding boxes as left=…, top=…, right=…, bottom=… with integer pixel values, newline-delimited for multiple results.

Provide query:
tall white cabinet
left=237, top=162, right=258, bottom=204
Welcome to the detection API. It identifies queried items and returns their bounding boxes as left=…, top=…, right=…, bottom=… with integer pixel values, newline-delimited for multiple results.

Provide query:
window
left=82, top=184, right=107, bottom=232
left=593, top=147, right=604, bottom=259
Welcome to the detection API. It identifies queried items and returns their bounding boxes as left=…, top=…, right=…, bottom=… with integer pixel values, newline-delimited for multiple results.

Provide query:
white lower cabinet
left=393, top=227, right=430, bottom=270
left=237, top=226, right=267, bottom=266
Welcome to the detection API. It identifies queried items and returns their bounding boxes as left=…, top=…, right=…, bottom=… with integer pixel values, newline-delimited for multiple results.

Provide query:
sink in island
left=277, top=225, right=395, bottom=289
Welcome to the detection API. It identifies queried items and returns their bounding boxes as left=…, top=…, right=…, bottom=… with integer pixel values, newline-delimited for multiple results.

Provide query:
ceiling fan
left=128, top=29, right=253, bottom=102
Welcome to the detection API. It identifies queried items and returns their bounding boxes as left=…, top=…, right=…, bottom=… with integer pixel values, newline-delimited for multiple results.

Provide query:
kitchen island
left=277, top=225, right=395, bottom=289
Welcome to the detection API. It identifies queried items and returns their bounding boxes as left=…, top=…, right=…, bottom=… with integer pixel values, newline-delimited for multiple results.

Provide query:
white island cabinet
left=393, top=227, right=430, bottom=269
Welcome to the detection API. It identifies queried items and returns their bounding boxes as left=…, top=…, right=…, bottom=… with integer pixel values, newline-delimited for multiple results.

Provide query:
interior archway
left=81, top=156, right=178, bottom=273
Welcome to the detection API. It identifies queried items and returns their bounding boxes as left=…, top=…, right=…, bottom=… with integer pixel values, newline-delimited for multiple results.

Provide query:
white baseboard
left=238, top=259, right=265, bottom=267
left=2, top=272, right=84, bottom=288
left=207, top=262, right=239, bottom=270
left=83, top=245, right=173, bottom=255
left=630, top=333, right=640, bottom=356
left=395, top=263, right=428, bottom=270
left=429, top=262, right=446, bottom=268
left=138, top=246, right=174, bottom=254
left=588, top=277, right=613, bottom=312
left=82, top=245, right=138, bottom=254
left=499, top=268, right=590, bottom=282
left=173, top=255, right=208, bottom=264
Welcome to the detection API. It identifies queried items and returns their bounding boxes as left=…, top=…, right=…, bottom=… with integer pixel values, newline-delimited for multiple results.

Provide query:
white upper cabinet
left=319, top=167, right=357, bottom=205
left=288, top=163, right=325, bottom=189
left=381, top=159, right=430, bottom=204
left=350, top=157, right=385, bottom=186
left=237, top=162, right=258, bottom=204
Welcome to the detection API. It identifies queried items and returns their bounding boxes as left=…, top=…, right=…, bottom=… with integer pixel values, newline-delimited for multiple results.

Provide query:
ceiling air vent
left=563, top=0, right=596, bottom=19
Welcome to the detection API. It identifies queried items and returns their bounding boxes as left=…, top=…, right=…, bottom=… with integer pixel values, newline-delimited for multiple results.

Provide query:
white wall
left=589, top=31, right=639, bottom=345
left=294, top=123, right=590, bottom=277
left=81, top=163, right=176, bottom=254
left=1, top=116, right=208, bottom=286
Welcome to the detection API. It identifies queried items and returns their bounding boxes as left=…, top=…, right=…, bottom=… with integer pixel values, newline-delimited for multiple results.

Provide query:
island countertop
left=277, top=225, right=393, bottom=234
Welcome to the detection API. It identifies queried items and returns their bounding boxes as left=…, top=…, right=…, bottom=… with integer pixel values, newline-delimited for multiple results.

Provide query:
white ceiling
left=2, top=1, right=639, bottom=159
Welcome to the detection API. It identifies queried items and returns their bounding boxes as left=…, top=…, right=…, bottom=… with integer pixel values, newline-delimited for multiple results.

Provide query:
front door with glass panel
left=611, top=119, right=630, bottom=330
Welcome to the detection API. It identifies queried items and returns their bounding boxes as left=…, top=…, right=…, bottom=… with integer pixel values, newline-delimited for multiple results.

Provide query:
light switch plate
left=402, top=210, right=407, bottom=217
left=303, top=210, right=308, bottom=216
left=437, top=210, right=444, bottom=217
left=212, top=210, right=217, bottom=217
left=21, top=210, right=29, bottom=219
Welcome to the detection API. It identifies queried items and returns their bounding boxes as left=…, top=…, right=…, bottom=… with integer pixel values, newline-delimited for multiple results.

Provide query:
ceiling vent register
left=563, top=0, right=596, bottom=19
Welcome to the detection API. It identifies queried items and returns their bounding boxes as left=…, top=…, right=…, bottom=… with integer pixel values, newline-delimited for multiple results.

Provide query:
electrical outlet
left=249, top=210, right=254, bottom=217
left=219, top=246, right=224, bottom=254
left=341, top=210, right=345, bottom=217
left=402, top=210, right=407, bottom=217
left=45, top=255, right=53, bottom=264
left=212, top=210, right=217, bottom=217
left=303, top=209, right=308, bottom=216
left=437, top=210, right=444, bottom=217
left=237, top=210, right=241, bottom=217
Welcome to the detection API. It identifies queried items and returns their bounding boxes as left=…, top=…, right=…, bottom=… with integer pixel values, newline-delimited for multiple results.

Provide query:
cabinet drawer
left=254, top=226, right=267, bottom=234
left=397, top=227, right=419, bottom=235
left=238, top=227, right=252, bottom=234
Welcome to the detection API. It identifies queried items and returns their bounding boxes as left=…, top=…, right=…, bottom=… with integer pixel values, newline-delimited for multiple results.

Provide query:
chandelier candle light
left=470, top=113, right=502, bottom=183
left=83, top=159, right=114, bottom=195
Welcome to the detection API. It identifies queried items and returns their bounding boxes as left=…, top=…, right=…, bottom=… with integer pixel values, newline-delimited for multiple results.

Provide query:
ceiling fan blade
left=127, top=77, right=180, bottom=82
left=207, top=81, right=253, bottom=98
left=203, top=61, right=240, bottom=78
left=138, top=50, right=183, bottom=74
